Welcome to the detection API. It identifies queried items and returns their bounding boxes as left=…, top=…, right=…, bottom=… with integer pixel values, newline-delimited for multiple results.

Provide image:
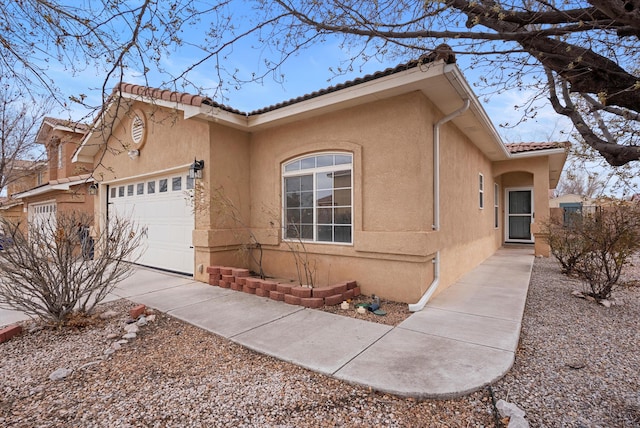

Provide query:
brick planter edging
left=0, top=324, right=23, bottom=344
left=207, top=265, right=360, bottom=309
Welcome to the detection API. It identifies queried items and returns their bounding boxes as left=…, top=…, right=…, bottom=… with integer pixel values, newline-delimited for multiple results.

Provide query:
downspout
left=408, top=98, right=470, bottom=312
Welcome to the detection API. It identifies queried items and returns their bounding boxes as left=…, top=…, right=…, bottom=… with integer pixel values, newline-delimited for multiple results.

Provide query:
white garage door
left=28, top=201, right=57, bottom=239
left=109, top=172, right=195, bottom=274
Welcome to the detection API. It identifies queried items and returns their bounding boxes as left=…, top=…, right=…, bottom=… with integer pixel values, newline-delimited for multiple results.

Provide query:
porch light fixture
left=128, top=149, right=140, bottom=159
left=88, top=183, right=98, bottom=195
left=189, top=159, right=205, bottom=179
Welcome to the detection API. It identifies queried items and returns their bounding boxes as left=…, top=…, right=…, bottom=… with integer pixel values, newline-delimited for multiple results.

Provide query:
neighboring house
left=73, top=57, right=568, bottom=307
left=549, top=193, right=599, bottom=225
left=5, top=118, right=94, bottom=234
left=0, top=159, right=48, bottom=227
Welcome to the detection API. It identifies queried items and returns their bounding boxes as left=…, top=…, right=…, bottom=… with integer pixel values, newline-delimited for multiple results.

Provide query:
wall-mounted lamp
left=128, top=149, right=140, bottom=159
left=88, top=183, right=98, bottom=195
left=189, top=159, right=205, bottom=179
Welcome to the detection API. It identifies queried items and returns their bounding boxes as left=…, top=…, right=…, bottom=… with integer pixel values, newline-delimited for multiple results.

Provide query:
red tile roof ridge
left=505, top=142, right=570, bottom=153
left=115, top=53, right=443, bottom=117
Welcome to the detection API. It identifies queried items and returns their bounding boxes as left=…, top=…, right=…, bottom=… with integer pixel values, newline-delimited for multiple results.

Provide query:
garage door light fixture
left=189, top=159, right=205, bottom=179
left=88, top=183, right=98, bottom=195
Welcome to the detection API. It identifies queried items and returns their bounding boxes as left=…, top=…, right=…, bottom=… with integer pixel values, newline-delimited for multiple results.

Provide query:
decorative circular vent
left=130, top=109, right=147, bottom=148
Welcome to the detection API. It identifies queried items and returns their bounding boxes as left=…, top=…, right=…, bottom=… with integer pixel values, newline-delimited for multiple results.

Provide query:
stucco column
left=532, top=161, right=551, bottom=257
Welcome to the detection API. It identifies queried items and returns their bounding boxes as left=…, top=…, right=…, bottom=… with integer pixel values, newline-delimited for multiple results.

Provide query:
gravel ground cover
left=1, top=256, right=638, bottom=427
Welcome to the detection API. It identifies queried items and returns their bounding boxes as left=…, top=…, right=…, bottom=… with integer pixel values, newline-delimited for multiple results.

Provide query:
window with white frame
left=479, top=173, right=485, bottom=209
left=494, top=183, right=499, bottom=228
left=283, top=153, right=353, bottom=244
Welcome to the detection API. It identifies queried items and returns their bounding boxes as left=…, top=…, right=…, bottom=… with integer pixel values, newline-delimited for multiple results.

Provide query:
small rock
left=49, top=368, right=72, bottom=381
left=124, top=324, right=139, bottom=334
left=136, top=315, right=147, bottom=326
left=571, top=290, right=585, bottom=298
left=122, top=332, right=137, bottom=340
left=105, top=333, right=118, bottom=340
left=104, top=348, right=116, bottom=356
left=599, top=299, right=612, bottom=308
left=585, top=295, right=596, bottom=302
left=146, top=314, right=156, bottom=322
left=99, top=310, right=118, bottom=319
left=117, top=339, right=128, bottom=345
left=111, top=342, right=122, bottom=351
left=496, top=400, right=527, bottom=427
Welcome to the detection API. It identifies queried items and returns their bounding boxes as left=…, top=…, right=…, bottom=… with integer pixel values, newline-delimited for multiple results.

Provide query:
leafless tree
left=0, top=82, right=50, bottom=195
left=248, top=0, right=639, bottom=166
left=0, top=211, right=144, bottom=324
left=2, top=1, right=638, bottom=168
left=555, top=170, right=605, bottom=198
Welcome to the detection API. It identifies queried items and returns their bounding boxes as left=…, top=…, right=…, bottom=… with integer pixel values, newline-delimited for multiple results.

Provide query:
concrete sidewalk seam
left=330, top=326, right=397, bottom=376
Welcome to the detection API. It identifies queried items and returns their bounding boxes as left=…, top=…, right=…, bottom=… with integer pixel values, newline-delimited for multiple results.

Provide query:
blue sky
left=46, top=25, right=574, bottom=146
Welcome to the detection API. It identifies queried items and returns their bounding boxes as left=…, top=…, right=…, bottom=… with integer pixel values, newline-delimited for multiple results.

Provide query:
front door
left=506, top=189, right=533, bottom=242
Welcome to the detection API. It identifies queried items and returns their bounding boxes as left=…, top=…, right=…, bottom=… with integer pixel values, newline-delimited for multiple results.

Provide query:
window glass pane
left=118, top=186, right=124, bottom=197
left=285, top=176, right=301, bottom=192
left=317, top=208, right=332, bottom=224
left=316, top=190, right=332, bottom=206
left=186, top=176, right=194, bottom=190
left=316, top=155, right=333, bottom=167
left=318, top=225, right=333, bottom=241
left=300, top=175, right=313, bottom=191
left=335, top=154, right=351, bottom=165
left=159, top=179, right=168, bottom=192
left=334, top=170, right=351, bottom=188
left=147, top=181, right=155, bottom=194
left=286, top=193, right=301, bottom=208
left=300, top=224, right=313, bottom=239
left=334, top=189, right=351, bottom=206
left=301, top=208, right=313, bottom=223
left=110, top=187, right=116, bottom=198
left=300, top=191, right=314, bottom=207
left=172, top=177, right=182, bottom=191
left=286, top=209, right=301, bottom=223
left=284, top=160, right=300, bottom=172
left=509, top=191, right=531, bottom=214
left=335, top=207, right=352, bottom=224
left=136, top=183, right=144, bottom=195
left=316, top=171, right=333, bottom=190
left=300, top=157, right=315, bottom=170
left=334, top=226, right=352, bottom=243
left=127, top=184, right=134, bottom=196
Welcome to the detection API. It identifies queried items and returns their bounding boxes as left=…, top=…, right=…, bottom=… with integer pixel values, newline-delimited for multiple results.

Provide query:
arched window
left=282, top=153, right=353, bottom=244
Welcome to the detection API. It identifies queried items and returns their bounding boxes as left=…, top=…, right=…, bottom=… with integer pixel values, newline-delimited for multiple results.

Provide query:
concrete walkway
left=0, top=247, right=534, bottom=398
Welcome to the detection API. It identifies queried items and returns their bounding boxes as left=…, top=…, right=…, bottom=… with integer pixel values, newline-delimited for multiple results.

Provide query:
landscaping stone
left=291, top=286, right=312, bottom=298
left=129, top=304, right=146, bottom=319
left=49, top=368, right=72, bottom=381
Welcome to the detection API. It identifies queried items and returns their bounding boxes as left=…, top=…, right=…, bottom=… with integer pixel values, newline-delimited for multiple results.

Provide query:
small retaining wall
left=206, top=266, right=360, bottom=309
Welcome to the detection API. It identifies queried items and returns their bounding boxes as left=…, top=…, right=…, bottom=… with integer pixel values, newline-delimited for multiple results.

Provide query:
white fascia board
left=245, top=62, right=448, bottom=129
left=13, top=177, right=92, bottom=198
left=509, top=148, right=567, bottom=159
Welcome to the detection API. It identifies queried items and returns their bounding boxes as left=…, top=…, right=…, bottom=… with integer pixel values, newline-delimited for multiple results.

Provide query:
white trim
left=509, top=148, right=567, bottom=158
left=101, top=163, right=192, bottom=185
left=494, top=182, right=499, bottom=229
left=12, top=177, right=94, bottom=199
left=504, top=187, right=534, bottom=243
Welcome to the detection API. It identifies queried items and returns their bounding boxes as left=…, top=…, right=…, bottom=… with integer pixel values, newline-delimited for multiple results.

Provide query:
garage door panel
left=109, top=173, right=194, bottom=274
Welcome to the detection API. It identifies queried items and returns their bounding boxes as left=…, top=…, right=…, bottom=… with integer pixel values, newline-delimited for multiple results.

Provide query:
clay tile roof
left=115, top=82, right=245, bottom=115
left=114, top=46, right=450, bottom=116
left=505, top=142, right=570, bottom=153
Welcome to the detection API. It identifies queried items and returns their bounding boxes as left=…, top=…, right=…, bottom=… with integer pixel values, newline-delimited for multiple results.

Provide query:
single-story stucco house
left=73, top=56, right=568, bottom=309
